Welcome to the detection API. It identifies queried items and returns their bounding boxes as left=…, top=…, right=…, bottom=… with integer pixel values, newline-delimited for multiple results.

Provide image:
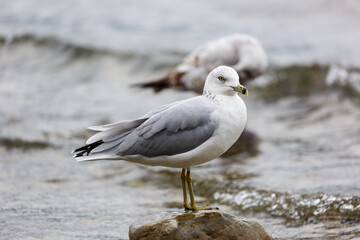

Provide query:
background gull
left=139, top=34, right=268, bottom=93
left=73, top=66, right=248, bottom=211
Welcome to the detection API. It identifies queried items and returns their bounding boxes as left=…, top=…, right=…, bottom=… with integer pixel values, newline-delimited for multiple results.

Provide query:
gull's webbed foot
left=185, top=204, right=219, bottom=211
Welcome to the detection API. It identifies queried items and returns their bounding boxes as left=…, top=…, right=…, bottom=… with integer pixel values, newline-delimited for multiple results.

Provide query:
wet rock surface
left=129, top=210, right=273, bottom=240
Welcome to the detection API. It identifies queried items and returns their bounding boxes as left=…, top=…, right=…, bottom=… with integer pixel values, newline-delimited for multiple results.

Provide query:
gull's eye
left=218, top=76, right=225, bottom=81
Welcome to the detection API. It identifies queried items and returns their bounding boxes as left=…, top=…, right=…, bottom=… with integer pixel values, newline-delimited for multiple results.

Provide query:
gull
left=139, top=34, right=267, bottom=93
left=137, top=34, right=266, bottom=156
left=73, top=66, right=248, bottom=211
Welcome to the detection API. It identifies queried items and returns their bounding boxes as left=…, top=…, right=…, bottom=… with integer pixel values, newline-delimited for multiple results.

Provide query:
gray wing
left=73, top=97, right=217, bottom=159
left=117, top=97, right=217, bottom=157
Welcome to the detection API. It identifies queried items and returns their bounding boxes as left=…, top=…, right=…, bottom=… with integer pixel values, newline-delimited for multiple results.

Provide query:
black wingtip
left=73, top=140, right=104, bottom=158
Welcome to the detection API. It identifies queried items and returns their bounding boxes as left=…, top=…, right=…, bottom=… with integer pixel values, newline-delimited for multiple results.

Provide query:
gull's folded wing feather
left=73, top=97, right=217, bottom=160
left=117, top=97, right=217, bottom=157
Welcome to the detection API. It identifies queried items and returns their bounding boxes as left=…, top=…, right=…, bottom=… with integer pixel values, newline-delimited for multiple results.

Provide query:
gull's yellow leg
left=181, top=168, right=191, bottom=210
left=185, top=168, right=218, bottom=211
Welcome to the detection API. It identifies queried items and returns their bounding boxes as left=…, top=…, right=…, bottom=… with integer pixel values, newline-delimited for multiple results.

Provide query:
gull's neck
left=203, top=90, right=239, bottom=104
left=203, top=90, right=216, bottom=100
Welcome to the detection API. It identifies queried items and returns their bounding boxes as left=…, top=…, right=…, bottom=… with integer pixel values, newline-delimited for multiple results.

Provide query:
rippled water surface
left=1, top=1, right=360, bottom=239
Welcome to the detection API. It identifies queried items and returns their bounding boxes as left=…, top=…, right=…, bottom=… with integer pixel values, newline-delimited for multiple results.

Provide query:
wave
left=0, top=33, right=185, bottom=71
left=254, top=65, right=360, bottom=100
left=151, top=169, right=360, bottom=225
left=214, top=188, right=360, bottom=225
left=0, top=33, right=138, bottom=59
left=1, top=33, right=360, bottom=97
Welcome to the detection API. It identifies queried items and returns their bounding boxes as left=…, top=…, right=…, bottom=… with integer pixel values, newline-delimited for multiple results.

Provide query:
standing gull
left=139, top=34, right=267, bottom=93
left=73, top=66, right=248, bottom=211
left=140, top=34, right=266, bottom=156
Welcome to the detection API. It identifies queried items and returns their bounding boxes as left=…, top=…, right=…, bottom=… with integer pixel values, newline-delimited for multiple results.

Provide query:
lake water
left=1, top=1, right=359, bottom=239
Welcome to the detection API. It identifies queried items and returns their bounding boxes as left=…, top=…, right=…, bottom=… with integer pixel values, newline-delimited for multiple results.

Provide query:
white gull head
left=203, top=66, right=248, bottom=96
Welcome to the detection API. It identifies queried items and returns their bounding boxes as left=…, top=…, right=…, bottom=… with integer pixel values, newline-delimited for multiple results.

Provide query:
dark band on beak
left=242, top=87, right=247, bottom=95
left=231, top=85, right=248, bottom=96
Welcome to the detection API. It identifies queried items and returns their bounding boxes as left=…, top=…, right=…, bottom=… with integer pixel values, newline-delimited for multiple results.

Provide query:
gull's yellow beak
left=231, top=85, right=248, bottom=96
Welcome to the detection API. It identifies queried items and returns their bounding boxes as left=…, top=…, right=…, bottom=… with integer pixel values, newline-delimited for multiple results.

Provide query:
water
left=1, top=0, right=360, bottom=66
left=1, top=1, right=360, bottom=239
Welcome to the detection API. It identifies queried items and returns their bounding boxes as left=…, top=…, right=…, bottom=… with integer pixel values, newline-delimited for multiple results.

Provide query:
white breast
left=210, top=94, right=247, bottom=155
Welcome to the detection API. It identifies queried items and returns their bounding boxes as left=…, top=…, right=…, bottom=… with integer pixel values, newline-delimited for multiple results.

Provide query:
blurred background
left=0, top=0, right=359, bottom=239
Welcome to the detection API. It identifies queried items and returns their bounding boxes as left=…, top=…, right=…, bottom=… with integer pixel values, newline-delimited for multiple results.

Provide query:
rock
left=223, top=128, right=261, bottom=156
left=129, top=210, right=273, bottom=240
